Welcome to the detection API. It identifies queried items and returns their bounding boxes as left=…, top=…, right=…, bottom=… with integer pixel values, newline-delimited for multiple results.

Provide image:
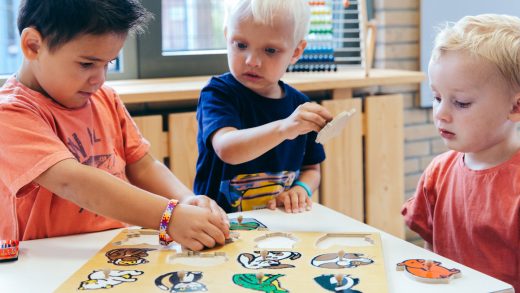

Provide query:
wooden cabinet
left=109, top=69, right=424, bottom=238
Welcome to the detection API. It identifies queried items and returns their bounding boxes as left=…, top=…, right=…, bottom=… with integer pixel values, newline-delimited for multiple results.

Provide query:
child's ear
left=289, top=40, right=307, bottom=65
left=20, top=27, right=43, bottom=60
left=508, top=92, right=520, bottom=122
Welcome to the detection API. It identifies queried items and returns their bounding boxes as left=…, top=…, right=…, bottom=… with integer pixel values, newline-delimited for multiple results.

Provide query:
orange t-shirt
left=0, top=77, right=150, bottom=241
left=402, top=150, right=520, bottom=291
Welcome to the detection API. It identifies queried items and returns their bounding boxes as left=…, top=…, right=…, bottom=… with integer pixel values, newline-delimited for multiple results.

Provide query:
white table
left=0, top=204, right=513, bottom=293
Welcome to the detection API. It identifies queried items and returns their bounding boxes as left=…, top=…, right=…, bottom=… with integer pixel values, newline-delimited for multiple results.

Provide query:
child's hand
left=168, top=204, right=229, bottom=251
left=267, top=186, right=312, bottom=213
left=181, top=195, right=230, bottom=230
left=279, top=102, right=333, bottom=139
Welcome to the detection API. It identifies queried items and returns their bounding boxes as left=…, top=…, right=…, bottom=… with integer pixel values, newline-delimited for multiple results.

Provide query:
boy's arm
left=125, top=153, right=193, bottom=201
left=295, top=164, right=321, bottom=194
left=126, top=153, right=229, bottom=224
left=212, top=102, right=332, bottom=164
left=34, top=158, right=228, bottom=251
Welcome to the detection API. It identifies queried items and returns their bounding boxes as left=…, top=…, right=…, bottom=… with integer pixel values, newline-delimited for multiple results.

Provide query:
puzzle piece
left=396, top=258, right=461, bottom=284
left=316, top=108, right=356, bottom=144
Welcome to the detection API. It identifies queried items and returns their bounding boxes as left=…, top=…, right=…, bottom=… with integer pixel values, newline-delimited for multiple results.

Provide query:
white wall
left=420, top=0, right=520, bottom=107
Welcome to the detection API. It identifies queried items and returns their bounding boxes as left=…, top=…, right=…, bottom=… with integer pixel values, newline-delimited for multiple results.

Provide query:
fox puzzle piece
left=396, top=258, right=461, bottom=284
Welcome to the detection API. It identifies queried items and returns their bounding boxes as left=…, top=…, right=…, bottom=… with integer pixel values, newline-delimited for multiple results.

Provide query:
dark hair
left=17, top=0, right=152, bottom=52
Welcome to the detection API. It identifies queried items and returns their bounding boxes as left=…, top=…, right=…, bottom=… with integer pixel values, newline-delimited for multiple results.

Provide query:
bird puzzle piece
left=233, top=273, right=288, bottom=293
left=396, top=259, right=461, bottom=284
left=316, top=108, right=356, bottom=144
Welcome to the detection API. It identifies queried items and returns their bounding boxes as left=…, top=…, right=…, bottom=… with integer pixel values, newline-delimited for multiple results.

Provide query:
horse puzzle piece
left=316, top=108, right=356, bottom=144
left=396, top=259, right=461, bottom=284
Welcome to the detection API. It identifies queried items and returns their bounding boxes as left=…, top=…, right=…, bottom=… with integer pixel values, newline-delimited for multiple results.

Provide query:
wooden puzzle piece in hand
left=316, top=108, right=356, bottom=144
left=396, top=258, right=461, bottom=284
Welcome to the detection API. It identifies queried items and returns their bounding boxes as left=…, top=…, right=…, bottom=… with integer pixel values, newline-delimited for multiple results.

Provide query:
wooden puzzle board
left=56, top=228, right=388, bottom=292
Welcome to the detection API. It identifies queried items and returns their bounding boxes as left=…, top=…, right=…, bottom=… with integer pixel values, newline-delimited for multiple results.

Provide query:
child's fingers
left=267, top=198, right=276, bottom=210
left=298, top=190, right=307, bottom=212
left=296, top=110, right=327, bottom=130
left=194, top=232, right=217, bottom=249
left=209, top=200, right=230, bottom=228
left=290, top=192, right=300, bottom=213
left=206, top=215, right=227, bottom=245
left=184, top=239, right=205, bottom=251
left=282, top=195, right=293, bottom=213
left=305, top=195, right=313, bottom=211
left=301, top=102, right=333, bottom=122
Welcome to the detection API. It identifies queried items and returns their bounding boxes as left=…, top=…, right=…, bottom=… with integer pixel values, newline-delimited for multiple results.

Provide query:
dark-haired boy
left=0, top=0, right=229, bottom=251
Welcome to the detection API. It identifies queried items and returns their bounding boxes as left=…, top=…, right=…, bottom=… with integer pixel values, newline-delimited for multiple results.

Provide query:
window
left=138, top=0, right=228, bottom=78
left=0, top=0, right=22, bottom=77
left=138, top=0, right=373, bottom=78
left=162, top=0, right=226, bottom=53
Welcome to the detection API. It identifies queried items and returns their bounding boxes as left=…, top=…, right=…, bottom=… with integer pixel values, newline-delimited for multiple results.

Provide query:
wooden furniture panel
left=132, top=115, right=167, bottom=161
left=168, top=112, right=198, bottom=189
left=365, top=95, right=405, bottom=238
left=320, top=99, right=364, bottom=222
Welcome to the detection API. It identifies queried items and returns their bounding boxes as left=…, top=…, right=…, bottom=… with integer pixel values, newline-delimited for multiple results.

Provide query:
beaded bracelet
left=159, top=199, right=179, bottom=246
left=293, top=180, right=313, bottom=197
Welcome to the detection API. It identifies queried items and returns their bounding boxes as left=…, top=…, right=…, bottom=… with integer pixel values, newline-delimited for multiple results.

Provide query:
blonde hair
left=431, top=14, right=520, bottom=90
left=224, top=0, right=310, bottom=44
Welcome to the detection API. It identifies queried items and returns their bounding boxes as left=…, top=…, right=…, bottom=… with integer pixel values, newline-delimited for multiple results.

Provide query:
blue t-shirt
left=194, top=73, right=325, bottom=212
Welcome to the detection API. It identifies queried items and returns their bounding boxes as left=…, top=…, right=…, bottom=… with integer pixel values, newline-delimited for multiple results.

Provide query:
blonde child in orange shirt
left=402, top=14, right=520, bottom=290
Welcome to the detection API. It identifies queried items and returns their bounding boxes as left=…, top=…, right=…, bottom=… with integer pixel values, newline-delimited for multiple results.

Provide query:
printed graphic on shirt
left=220, top=171, right=296, bottom=211
left=66, top=127, right=124, bottom=214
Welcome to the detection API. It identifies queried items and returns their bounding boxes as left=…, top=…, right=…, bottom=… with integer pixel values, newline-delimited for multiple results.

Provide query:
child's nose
left=88, top=68, right=106, bottom=86
left=245, top=53, right=261, bottom=67
left=433, top=100, right=451, bottom=122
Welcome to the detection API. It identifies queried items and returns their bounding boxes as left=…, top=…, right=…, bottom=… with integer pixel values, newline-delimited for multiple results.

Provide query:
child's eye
left=454, top=100, right=471, bottom=108
left=80, top=62, right=93, bottom=68
left=265, top=48, right=277, bottom=54
left=235, top=42, right=247, bottom=49
left=432, top=95, right=441, bottom=103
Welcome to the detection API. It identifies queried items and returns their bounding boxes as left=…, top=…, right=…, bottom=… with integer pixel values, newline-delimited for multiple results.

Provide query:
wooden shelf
left=108, top=69, right=424, bottom=105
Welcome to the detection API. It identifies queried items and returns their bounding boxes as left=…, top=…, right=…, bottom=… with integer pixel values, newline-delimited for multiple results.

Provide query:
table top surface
left=0, top=203, right=512, bottom=293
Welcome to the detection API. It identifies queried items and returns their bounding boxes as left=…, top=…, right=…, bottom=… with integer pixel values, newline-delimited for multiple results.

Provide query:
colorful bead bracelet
left=159, top=199, right=178, bottom=246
